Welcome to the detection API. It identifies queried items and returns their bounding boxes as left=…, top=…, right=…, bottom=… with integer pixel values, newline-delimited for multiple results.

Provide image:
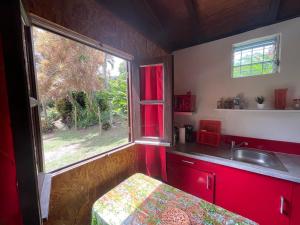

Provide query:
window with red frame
left=132, top=57, right=173, bottom=146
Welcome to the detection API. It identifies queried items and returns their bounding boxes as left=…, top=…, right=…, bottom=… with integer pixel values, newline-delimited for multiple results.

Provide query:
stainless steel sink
left=232, top=148, right=288, bottom=171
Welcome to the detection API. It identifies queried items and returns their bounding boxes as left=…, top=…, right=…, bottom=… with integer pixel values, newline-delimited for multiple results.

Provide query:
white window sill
left=135, top=140, right=171, bottom=147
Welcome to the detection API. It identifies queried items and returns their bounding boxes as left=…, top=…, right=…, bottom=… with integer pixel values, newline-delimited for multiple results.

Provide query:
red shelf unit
left=174, top=92, right=196, bottom=112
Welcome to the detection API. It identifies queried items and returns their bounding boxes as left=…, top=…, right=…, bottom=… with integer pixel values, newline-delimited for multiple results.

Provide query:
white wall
left=174, top=17, right=300, bottom=143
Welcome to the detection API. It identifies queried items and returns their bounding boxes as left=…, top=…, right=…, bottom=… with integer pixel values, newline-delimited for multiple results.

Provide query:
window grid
left=232, top=35, right=279, bottom=78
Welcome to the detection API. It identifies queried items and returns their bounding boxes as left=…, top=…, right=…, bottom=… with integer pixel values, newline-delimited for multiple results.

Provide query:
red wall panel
left=222, top=135, right=300, bottom=155
left=0, top=37, right=22, bottom=225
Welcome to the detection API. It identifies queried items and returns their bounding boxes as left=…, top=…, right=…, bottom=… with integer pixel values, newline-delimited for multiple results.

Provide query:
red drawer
left=167, top=152, right=202, bottom=170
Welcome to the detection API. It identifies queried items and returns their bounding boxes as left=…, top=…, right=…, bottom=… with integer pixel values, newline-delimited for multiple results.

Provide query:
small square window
left=232, top=34, right=280, bottom=78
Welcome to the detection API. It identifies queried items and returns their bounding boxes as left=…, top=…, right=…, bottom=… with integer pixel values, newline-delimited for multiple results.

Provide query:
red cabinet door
left=167, top=161, right=215, bottom=203
left=213, top=164, right=293, bottom=225
left=291, top=184, right=300, bottom=225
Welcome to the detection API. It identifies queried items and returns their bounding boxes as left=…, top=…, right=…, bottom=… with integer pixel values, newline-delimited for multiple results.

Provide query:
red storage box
left=197, top=120, right=221, bottom=147
left=274, top=88, right=288, bottom=109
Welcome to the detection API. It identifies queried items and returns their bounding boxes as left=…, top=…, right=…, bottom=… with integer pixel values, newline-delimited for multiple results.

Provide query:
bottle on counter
left=179, top=127, right=186, bottom=144
left=293, top=99, right=300, bottom=110
left=174, top=126, right=179, bottom=144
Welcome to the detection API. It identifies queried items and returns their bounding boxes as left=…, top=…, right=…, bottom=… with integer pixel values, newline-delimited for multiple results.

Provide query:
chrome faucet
left=231, top=141, right=248, bottom=148
left=231, top=141, right=248, bottom=159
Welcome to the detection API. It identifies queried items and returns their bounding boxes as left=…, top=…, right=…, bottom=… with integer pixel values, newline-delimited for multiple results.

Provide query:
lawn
left=43, top=125, right=129, bottom=172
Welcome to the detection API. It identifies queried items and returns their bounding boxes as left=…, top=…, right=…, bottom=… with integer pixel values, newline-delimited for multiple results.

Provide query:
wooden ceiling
left=97, top=0, right=300, bottom=52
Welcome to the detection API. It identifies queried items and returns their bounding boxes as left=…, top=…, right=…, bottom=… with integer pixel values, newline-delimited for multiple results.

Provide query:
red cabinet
left=213, top=164, right=293, bottom=225
left=166, top=152, right=297, bottom=225
left=167, top=160, right=215, bottom=203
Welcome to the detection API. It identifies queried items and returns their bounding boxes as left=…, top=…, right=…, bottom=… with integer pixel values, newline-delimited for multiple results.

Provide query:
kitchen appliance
left=184, top=124, right=194, bottom=142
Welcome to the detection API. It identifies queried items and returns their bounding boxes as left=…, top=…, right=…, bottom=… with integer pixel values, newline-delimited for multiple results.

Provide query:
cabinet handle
left=206, top=175, right=211, bottom=190
left=280, top=196, right=286, bottom=215
left=181, top=160, right=194, bottom=165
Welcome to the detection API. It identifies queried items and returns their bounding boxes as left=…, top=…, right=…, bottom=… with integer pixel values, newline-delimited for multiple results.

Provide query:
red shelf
left=174, top=111, right=194, bottom=115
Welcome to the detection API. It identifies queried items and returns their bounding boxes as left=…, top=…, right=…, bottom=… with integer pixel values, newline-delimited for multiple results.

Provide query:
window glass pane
left=32, top=26, right=129, bottom=172
left=241, top=49, right=252, bottom=65
left=252, top=47, right=263, bottom=63
left=233, top=52, right=241, bottom=66
left=263, top=45, right=275, bottom=62
left=263, top=62, right=274, bottom=74
left=140, top=65, right=163, bottom=101
left=232, top=67, right=241, bottom=78
left=251, top=63, right=263, bottom=75
left=240, top=65, right=251, bottom=76
left=141, top=104, right=163, bottom=138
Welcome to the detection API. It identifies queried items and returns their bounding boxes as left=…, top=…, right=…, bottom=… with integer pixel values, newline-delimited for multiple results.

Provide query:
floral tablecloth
left=91, top=173, right=257, bottom=225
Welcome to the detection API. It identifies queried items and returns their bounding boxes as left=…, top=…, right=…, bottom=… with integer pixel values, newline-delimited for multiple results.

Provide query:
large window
left=32, top=26, right=130, bottom=172
left=232, top=34, right=280, bottom=78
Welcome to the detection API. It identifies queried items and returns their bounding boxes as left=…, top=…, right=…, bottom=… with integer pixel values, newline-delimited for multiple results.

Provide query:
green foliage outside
left=109, top=62, right=128, bottom=117
left=56, top=98, right=73, bottom=128
left=41, top=62, right=128, bottom=132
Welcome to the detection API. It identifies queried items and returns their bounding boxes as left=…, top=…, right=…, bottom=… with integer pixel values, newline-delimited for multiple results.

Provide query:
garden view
left=32, top=27, right=129, bottom=172
left=232, top=41, right=277, bottom=78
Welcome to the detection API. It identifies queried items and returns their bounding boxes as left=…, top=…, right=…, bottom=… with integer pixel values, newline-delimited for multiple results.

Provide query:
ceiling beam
left=142, top=0, right=165, bottom=32
left=184, top=0, right=202, bottom=42
left=141, top=0, right=172, bottom=50
left=266, top=0, right=281, bottom=23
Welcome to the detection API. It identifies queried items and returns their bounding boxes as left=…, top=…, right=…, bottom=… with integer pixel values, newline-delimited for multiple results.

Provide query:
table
left=91, top=173, right=257, bottom=225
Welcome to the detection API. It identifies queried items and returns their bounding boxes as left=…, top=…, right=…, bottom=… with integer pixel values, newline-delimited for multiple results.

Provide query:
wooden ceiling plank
left=142, top=0, right=165, bottom=32
left=97, top=0, right=171, bottom=51
left=98, top=0, right=300, bottom=51
left=267, top=0, right=282, bottom=23
left=141, top=0, right=172, bottom=50
left=184, top=0, right=202, bottom=41
left=278, top=0, right=300, bottom=20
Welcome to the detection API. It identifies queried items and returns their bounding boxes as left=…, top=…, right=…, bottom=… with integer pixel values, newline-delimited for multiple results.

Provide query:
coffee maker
left=184, top=124, right=194, bottom=142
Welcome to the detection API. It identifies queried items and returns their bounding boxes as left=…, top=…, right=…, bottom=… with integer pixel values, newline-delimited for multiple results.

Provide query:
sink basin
left=232, top=148, right=288, bottom=171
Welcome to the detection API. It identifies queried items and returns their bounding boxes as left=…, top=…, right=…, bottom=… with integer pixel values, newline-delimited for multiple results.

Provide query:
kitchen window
left=31, top=20, right=132, bottom=172
left=232, top=34, right=280, bottom=78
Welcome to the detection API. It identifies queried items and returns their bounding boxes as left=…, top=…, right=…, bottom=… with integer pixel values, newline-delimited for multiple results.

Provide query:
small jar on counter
left=293, top=99, right=300, bottom=110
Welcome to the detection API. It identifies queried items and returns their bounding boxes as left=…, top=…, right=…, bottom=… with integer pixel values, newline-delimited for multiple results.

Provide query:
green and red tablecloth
left=92, top=173, right=257, bottom=225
